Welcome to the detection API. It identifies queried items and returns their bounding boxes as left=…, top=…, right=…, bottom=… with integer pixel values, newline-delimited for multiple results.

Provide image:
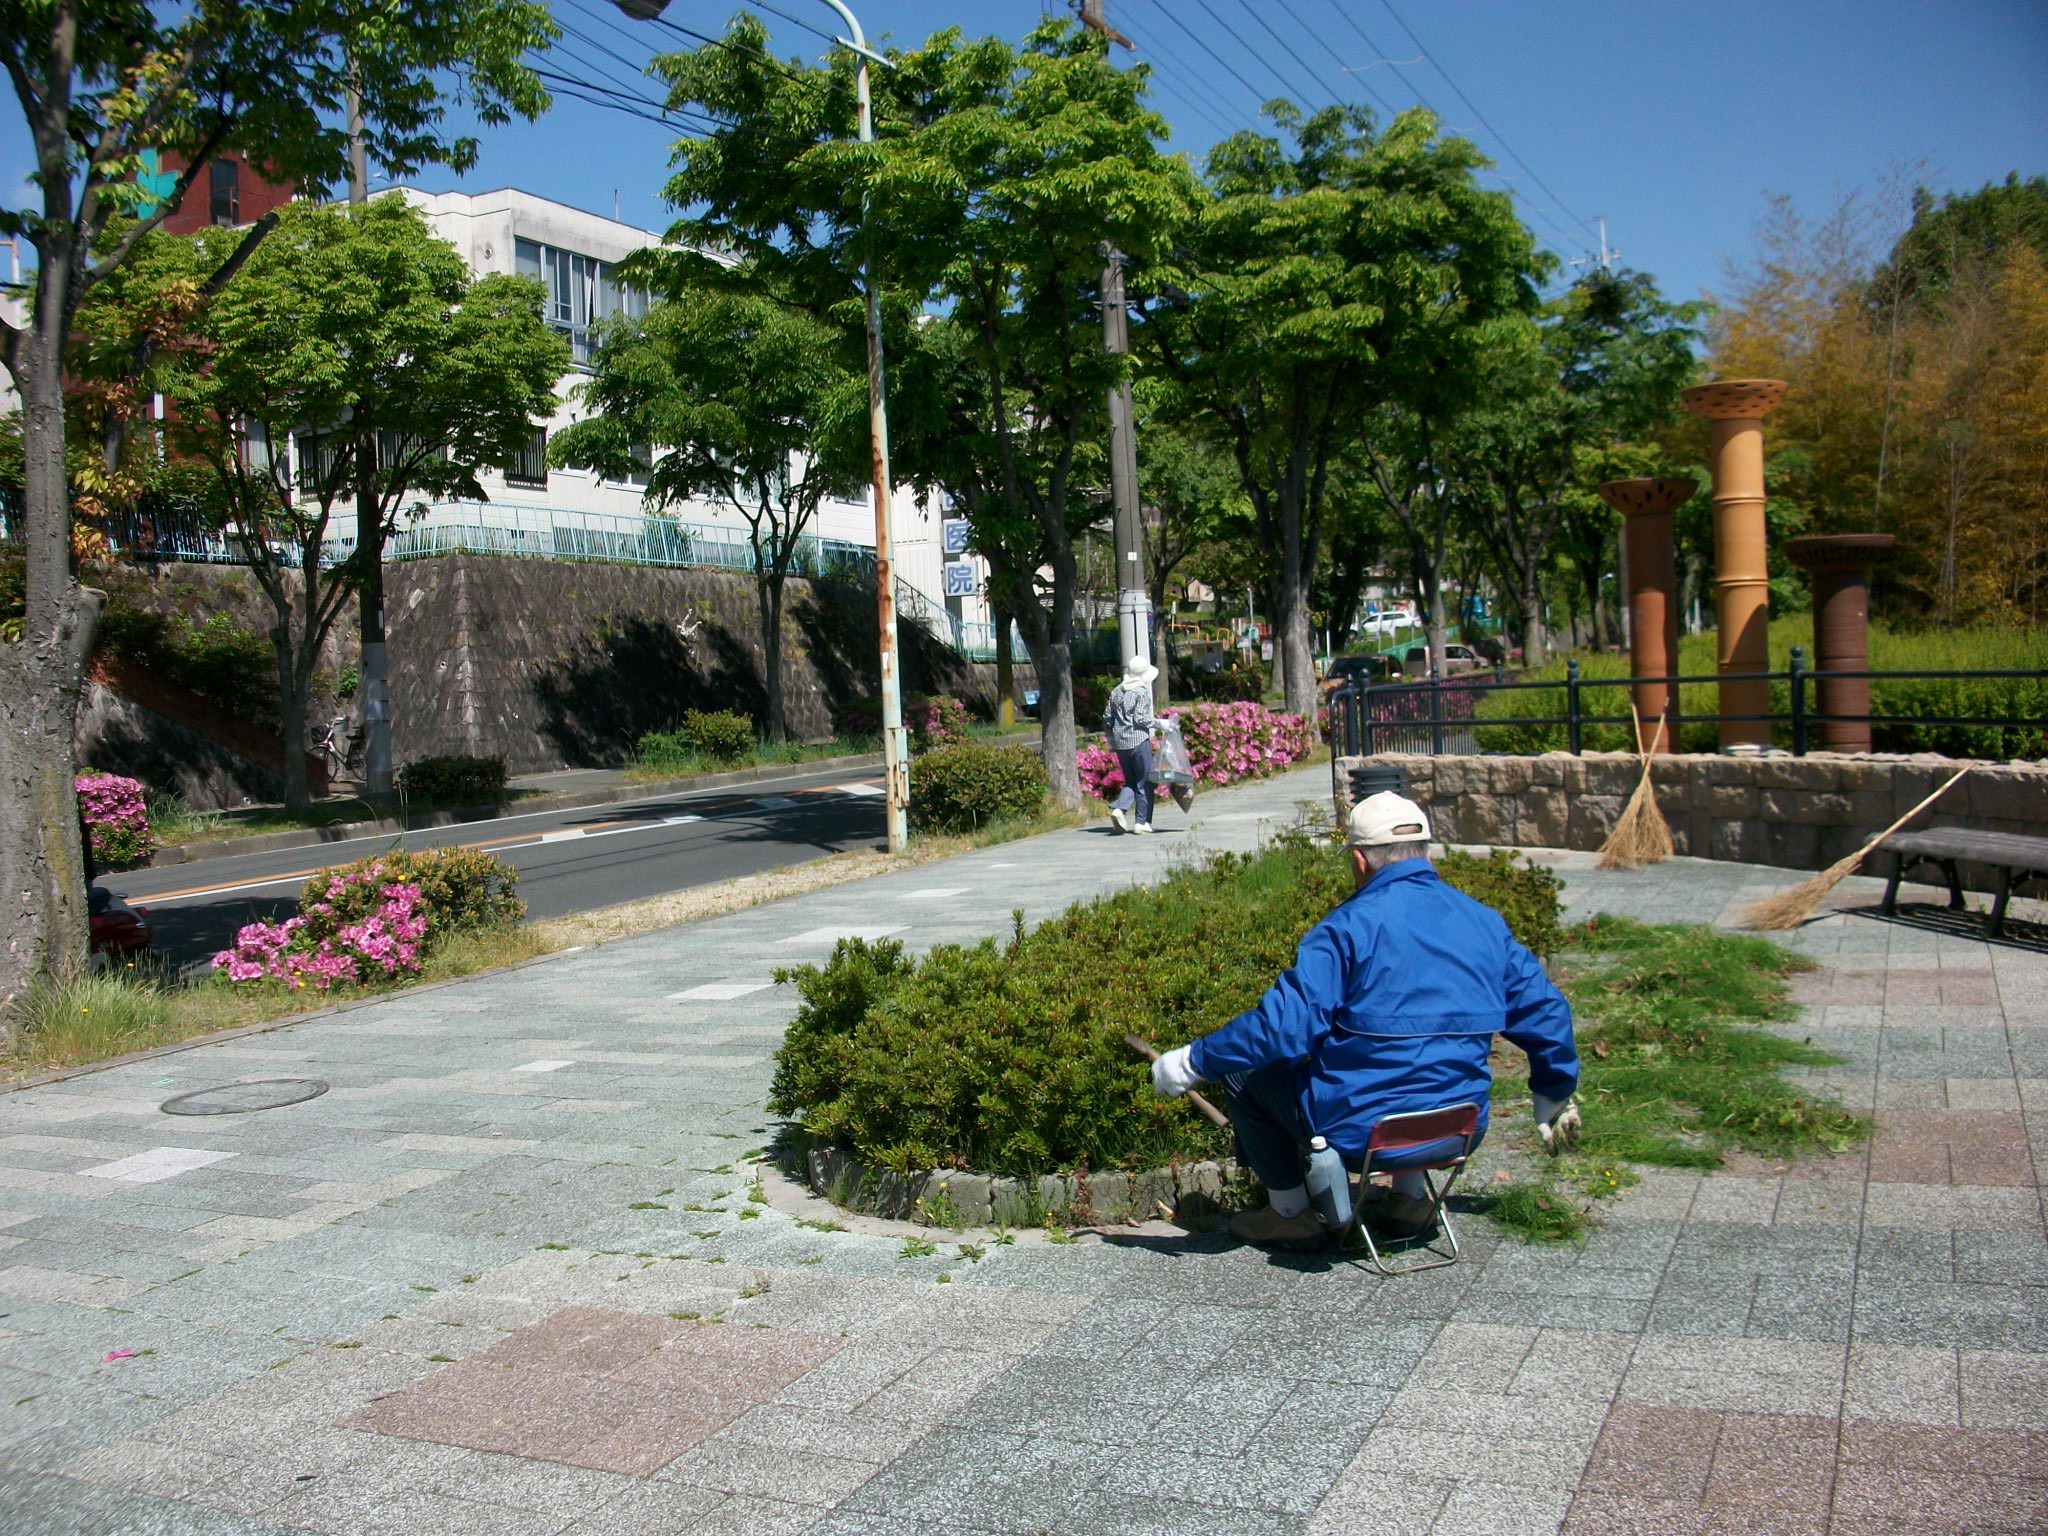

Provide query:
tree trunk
left=1, top=314, right=102, bottom=1025
left=273, top=620, right=312, bottom=813
left=1150, top=605, right=1171, bottom=707
left=993, top=602, right=1015, bottom=727
left=1520, top=570, right=1545, bottom=668
left=1014, top=560, right=1080, bottom=808
left=1278, top=562, right=1317, bottom=718
left=761, top=571, right=787, bottom=745
left=355, top=436, right=392, bottom=794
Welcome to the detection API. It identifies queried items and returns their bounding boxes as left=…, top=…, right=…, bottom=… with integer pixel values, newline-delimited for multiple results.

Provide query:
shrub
left=907, top=694, right=971, bottom=753
left=1437, top=848, right=1566, bottom=961
left=93, top=602, right=279, bottom=729
left=209, top=846, right=522, bottom=993
left=1082, top=701, right=1317, bottom=800
left=771, top=835, right=1565, bottom=1174
left=832, top=697, right=881, bottom=739
left=1071, top=672, right=1122, bottom=728
left=75, top=772, right=154, bottom=870
left=1181, top=654, right=1267, bottom=703
left=909, top=743, right=1049, bottom=834
left=314, top=846, right=525, bottom=935
left=682, top=708, right=755, bottom=762
left=395, top=754, right=508, bottom=804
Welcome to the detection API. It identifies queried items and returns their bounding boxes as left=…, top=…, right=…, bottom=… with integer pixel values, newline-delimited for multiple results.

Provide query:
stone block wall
left=1335, top=751, right=2048, bottom=889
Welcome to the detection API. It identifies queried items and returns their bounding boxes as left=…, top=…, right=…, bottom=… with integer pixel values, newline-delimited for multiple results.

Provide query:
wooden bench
left=1880, top=828, right=2048, bottom=939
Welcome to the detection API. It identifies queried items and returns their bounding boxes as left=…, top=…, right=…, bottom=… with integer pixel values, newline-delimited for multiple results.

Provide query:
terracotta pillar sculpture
left=1596, top=476, right=1694, bottom=752
left=1683, top=379, right=1788, bottom=749
left=1785, top=533, right=1894, bottom=753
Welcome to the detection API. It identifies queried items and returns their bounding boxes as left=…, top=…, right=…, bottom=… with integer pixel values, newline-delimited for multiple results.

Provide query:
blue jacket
left=1187, top=859, right=1578, bottom=1161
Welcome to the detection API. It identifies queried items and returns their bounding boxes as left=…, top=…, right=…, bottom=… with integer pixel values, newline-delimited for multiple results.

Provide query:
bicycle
left=311, top=715, right=352, bottom=783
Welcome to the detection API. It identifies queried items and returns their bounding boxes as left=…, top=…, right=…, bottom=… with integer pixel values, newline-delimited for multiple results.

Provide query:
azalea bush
left=76, top=772, right=154, bottom=870
left=212, top=846, right=522, bottom=992
left=213, top=875, right=428, bottom=991
left=1078, top=702, right=1316, bottom=799
left=908, top=694, right=971, bottom=753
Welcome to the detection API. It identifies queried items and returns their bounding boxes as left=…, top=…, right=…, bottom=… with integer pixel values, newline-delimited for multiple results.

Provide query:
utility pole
left=612, top=0, right=907, bottom=849
left=1570, top=216, right=1618, bottom=276
left=346, top=66, right=393, bottom=796
left=1077, top=0, right=1134, bottom=49
left=1101, top=244, right=1152, bottom=688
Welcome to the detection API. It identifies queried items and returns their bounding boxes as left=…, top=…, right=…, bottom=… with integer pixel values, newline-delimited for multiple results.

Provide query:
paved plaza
left=3, top=764, right=2045, bottom=1534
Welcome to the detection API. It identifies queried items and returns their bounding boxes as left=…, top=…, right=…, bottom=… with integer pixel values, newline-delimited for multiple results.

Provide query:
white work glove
left=1150, top=1045, right=1200, bottom=1098
left=1534, top=1093, right=1582, bottom=1155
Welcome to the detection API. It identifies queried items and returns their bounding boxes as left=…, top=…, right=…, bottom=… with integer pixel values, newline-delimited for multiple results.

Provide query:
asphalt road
left=107, top=763, right=887, bottom=975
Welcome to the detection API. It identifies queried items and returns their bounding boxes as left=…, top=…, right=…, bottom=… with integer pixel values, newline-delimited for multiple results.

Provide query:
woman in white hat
left=1102, top=656, right=1160, bottom=834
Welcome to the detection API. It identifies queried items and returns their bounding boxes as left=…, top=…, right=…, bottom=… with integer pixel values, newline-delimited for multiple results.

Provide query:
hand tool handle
left=1123, top=1033, right=1231, bottom=1129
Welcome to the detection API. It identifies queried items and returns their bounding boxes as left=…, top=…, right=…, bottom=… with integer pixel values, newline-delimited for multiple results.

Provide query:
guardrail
left=1326, top=647, right=2048, bottom=760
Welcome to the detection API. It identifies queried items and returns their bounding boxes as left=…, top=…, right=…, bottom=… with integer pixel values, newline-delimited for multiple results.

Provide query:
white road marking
left=80, top=1147, right=235, bottom=1184
left=753, top=797, right=799, bottom=810
left=511, top=1060, right=574, bottom=1074
left=836, top=784, right=885, bottom=798
left=899, top=888, right=969, bottom=901
left=670, top=981, right=777, bottom=1001
left=779, top=925, right=906, bottom=945
left=663, top=814, right=704, bottom=825
left=983, top=862, right=1017, bottom=869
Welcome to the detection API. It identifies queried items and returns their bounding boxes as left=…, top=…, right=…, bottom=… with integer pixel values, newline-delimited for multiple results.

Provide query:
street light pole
left=616, top=0, right=908, bottom=852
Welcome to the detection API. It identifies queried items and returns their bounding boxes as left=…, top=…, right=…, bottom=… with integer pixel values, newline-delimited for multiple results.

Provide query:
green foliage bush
left=1474, top=620, right=2045, bottom=758
left=303, top=845, right=525, bottom=937
left=1437, top=848, right=1566, bottom=961
left=908, top=743, right=1049, bottom=834
left=94, top=600, right=280, bottom=728
left=683, top=708, right=755, bottom=761
left=769, top=836, right=1565, bottom=1174
left=637, top=708, right=756, bottom=769
left=395, top=754, right=508, bottom=804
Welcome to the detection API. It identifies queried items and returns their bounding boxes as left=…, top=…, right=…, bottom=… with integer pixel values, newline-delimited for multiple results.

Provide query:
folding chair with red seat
left=1339, top=1101, right=1483, bottom=1276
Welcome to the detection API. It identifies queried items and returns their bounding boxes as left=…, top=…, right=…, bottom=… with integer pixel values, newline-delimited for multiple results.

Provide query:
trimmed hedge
left=395, top=754, right=508, bottom=804
left=769, top=834, right=1565, bottom=1174
left=909, top=743, right=1048, bottom=834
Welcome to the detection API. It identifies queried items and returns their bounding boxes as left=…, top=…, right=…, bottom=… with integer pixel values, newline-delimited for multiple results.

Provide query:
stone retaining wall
left=1336, top=751, right=2048, bottom=886
left=803, top=1144, right=1243, bottom=1228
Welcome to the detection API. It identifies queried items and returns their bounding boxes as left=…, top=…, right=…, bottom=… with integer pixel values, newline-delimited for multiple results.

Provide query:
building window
left=505, top=428, right=548, bottom=487
left=514, top=235, right=647, bottom=367
left=209, top=159, right=239, bottom=227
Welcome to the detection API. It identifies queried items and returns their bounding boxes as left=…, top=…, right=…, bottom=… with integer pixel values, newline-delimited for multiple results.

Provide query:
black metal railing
left=1326, top=646, right=2048, bottom=763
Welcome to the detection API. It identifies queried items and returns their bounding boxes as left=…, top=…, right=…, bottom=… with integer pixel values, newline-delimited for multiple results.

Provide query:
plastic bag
left=1151, top=718, right=1195, bottom=786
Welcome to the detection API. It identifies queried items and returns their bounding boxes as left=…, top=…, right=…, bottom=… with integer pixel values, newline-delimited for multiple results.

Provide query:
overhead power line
left=1374, top=0, right=1603, bottom=248
left=1187, top=0, right=1311, bottom=105
left=1273, top=0, right=1401, bottom=121
left=1129, top=0, right=1270, bottom=117
left=1229, top=0, right=1340, bottom=110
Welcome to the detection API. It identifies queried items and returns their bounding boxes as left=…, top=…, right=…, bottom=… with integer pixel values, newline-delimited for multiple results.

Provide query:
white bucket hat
left=1120, top=657, right=1159, bottom=689
left=1347, top=791, right=1432, bottom=848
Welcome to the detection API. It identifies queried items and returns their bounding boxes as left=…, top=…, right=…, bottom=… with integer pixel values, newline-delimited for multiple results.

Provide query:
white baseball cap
left=1347, top=791, right=1432, bottom=848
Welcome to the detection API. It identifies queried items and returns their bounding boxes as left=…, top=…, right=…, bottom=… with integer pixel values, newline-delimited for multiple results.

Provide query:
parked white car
left=1358, top=607, right=1419, bottom=637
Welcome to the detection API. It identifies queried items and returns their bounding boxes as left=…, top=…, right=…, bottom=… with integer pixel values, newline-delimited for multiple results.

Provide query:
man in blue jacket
left=1150, top=792, right=1582, bottom=1247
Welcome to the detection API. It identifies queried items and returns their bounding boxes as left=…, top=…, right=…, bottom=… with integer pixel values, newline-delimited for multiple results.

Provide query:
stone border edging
left=800, top=1142, right=1248, bottom=1228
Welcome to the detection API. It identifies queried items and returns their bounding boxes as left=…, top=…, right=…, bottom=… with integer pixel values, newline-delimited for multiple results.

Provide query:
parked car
left=1321, top=652, right=1400, bottom=691
left=88, top=886, right=151, bottom=968
left=1397, top=642, right=1487, bottom=677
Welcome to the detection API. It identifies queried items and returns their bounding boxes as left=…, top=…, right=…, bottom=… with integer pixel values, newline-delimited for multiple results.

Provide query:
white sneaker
left=1133, top=823, right=1154, bottom=835
left=1110, top=806, right=1130, bottom=833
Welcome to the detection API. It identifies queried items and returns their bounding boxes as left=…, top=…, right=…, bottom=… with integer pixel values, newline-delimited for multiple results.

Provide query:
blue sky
left=6, top=1, right=2046, bottom=307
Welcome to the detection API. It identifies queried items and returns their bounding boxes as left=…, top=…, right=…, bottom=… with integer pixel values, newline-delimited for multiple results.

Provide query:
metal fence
left=1326, top=647, right=2048, bottom=759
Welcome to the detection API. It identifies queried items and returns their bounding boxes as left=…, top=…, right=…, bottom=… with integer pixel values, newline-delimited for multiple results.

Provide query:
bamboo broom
left=1597, top=704, right=1674, bottom=870
left=1735, top=764, right=1972, bottom=931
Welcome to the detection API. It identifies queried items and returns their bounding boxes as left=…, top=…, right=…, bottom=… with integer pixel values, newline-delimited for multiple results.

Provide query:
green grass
left=5, top=923, right=551, bottom=1079
left=1482, top=915, right=1867, bottom=1242
left=1474, top=617, right=2045, bottom=758
left=627, top=733, right=881, bottom=782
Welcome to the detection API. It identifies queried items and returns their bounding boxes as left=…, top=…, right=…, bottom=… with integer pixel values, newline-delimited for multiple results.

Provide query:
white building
left=387, top=187, right=991, bottom=649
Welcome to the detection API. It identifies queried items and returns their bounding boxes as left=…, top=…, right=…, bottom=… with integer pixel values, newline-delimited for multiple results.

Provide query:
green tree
left=85, top=199, right=566, bottom=810
left=0, top=0, right=553, bottom=1017
left=1135, top=406, right=1240, bottom=694
left=550, top=287, right=865, bottom=743
left=1449, top=270, right=1702, bottom=664
left=1148, top=103, right=1536, bottom=708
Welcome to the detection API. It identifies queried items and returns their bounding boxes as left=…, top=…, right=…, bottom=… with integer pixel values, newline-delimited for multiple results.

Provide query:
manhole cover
left=161, top=1079, right=329, bottom=1116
